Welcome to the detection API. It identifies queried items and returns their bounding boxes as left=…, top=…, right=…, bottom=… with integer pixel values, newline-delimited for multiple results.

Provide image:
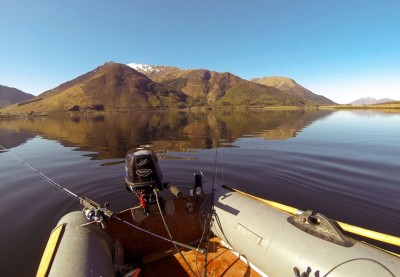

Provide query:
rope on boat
left=0, top=145, right=205, bottom=254
left=154, top=188, right=200, bottom=277
left=112, top=214, right=205, bottom=253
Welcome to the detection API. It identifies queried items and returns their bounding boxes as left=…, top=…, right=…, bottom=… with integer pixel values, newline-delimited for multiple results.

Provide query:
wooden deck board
left=106, top=198, right=204, bottom=259
left=142, top=237, right=262, bottom=277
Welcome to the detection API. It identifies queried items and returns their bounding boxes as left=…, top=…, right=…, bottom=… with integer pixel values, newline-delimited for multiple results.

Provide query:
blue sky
left=1, top=0, right=399, bottom=104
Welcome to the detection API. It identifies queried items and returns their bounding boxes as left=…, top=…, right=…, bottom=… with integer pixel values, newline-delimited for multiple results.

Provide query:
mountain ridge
left=0, top=85, right=35, bottom=108
left=127, top=63, right=318, bottom=106
left=131, top=63, right=335, bottom=105
left=1, top=63, right=187, bottom=114
left=39, top=61, right=120, bottom=99
left=250, top=76, right=336, bottom=105
left=1, top=62, right=336, bottom=114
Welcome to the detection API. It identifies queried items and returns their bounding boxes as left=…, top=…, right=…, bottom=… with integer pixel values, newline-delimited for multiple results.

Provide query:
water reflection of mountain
left=0, top=126, right=35, bottom=149
left=349, top=109, right=400, bottom=118
left=0, top=110, right=334, bottom=159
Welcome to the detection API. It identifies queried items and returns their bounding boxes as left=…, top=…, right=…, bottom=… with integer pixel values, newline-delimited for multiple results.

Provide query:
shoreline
left=2, top=104, right=400, bottom=119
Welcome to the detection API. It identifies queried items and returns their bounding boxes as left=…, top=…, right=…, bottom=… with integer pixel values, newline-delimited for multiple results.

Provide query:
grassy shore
left=321, top=102, right=400, bottom=111
left=2, top=103, right=400, bottom=118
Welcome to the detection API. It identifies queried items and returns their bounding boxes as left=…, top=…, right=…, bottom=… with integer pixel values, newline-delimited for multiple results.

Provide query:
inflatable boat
left=36, top=149, right=400, bottom=276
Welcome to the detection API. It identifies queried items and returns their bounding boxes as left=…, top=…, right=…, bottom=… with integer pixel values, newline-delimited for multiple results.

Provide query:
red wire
left=138, top=191, right=146, bottom=210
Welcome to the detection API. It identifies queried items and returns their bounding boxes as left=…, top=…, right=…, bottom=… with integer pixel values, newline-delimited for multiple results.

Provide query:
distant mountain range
left=349, top=97, right=396, bottom=106
left=1, top=62, right=336, bottom=114
left=0, top=85, right=34, bottom=108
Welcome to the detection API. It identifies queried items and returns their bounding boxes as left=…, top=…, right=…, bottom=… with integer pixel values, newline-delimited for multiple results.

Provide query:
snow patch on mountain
left=127, top=63, right=161, bottom=73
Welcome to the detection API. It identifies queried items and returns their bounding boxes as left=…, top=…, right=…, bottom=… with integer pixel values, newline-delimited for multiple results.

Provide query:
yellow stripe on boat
left=224, top=185, right=400, bottom=249
left=224, top=185, right=302, bottom=215
left=36, top=224, right=65, bottom=277
left=339, top=222, right=400, bottom=249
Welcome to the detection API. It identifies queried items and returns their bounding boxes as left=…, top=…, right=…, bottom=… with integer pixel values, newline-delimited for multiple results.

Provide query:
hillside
left=1, top=62, right=323, bottom=115
left=0, top=85, right=34, bottom=108
left=131, top=65, right=313, bottom=107
left=250, top=76, right=336, bottom=105
left=39, top=62, right=116, bottom=99
left=1, top=62, right=187, bottom=114
left=349, top=97, right=396, bottom=105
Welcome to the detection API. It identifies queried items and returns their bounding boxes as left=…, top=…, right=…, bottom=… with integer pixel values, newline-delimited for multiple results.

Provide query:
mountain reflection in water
left=0, top=109, right=333, bottom=158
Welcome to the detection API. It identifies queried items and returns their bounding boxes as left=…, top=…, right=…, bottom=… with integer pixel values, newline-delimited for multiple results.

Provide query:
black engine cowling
left=125, top=149, right=163, bottom=192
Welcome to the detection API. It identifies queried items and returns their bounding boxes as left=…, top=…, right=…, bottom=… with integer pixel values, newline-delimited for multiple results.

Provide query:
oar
left=222, top=185, right=400, bottom=249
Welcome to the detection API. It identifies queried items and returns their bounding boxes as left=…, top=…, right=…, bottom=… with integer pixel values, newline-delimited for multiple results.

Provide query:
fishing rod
left=201, top=147, right=219, bottom=277
left=0, top=144, right=115, bottom=222
left=0, top=144, right=205, bottom=254
left=0, top=145, right=81, bottom=202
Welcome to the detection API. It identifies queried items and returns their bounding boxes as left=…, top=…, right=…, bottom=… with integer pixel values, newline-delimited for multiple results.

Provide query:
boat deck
left=142, top=237, right=262, bottom=277
left=104, top=196, right=263, bottom=276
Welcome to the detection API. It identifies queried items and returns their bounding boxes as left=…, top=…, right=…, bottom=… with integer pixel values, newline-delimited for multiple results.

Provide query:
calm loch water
left=0, top=109, right=399, bottom=275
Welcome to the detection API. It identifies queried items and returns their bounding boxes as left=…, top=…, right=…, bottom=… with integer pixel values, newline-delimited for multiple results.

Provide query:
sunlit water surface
left=0, top=109, right=399, bottom=275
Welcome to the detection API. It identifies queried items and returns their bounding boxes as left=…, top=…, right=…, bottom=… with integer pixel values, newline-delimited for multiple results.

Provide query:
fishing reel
left=81, top=198, right=113, bottom=229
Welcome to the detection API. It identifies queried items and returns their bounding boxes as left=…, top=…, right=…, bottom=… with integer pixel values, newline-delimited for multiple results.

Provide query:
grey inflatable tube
left=210, top=185, right=400, bottom=277
left=46, top=211, right=114, bottom=277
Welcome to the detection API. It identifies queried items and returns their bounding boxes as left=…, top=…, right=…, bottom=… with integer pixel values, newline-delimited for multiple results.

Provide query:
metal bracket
left=288, top=210, right=355, bottom=247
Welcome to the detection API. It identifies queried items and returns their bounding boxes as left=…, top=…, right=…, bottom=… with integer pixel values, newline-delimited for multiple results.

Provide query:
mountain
left=2, top=62, right=324, bottom=115
left=129, top=64, right=313, bottom=107
left=349, top=97, right=396, bottom=106
left=39, top=61, right=116, bottom=99
left=1, top=62, right=187, bottom=114
left=250, top=76, right=336, bottom=105
left=0, top=85, right=34, bottom=108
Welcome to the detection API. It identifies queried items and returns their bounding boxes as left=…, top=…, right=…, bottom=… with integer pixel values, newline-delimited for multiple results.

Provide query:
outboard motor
left=125, top=149, right=164, bottom=214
